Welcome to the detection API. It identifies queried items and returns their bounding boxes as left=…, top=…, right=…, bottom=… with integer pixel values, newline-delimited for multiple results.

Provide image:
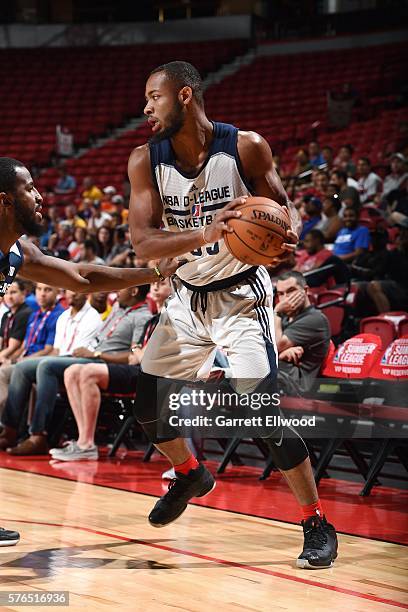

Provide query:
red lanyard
left=61, top=306, right=90, bottom=354
left=2, top=312, right=15, bottom=347
left=25, top=308, right=54, bottom=349
left=97, top=302, right=146, bottom=341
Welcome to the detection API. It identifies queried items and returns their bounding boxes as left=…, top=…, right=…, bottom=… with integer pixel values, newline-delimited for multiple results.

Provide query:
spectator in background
left=351, top=228, right=389, bottom=282
left=274, top=271, right=330, bottom=395
left=64, top=204, right=87, bottom=230
left=321, top=146, right=334, bottom=171
left=48, top=221, right=73, bottom=256
left=56, top=282, right=169, bottom=461
left=367, top=222, right=408, bottom=313
left=81, top=176, right=103, bottom=202
left=68, top=226, right=88, bottom=262
left=107, top=227, right=130, bottom=266
left=382, top=153, right=408, bottom=199
left=0, top=284, right=64, bottom=415
left=23, top=280, right=39, bottom=313
left=89, top=292, right=112, bottom=321
left=333, top=207, right=371, bottom=263
left=292, top=148, right=312, bottom=182
left=357, top=157, right=382, bottom=204
left=148, top=278, right=172, bottom=313
left=334, top=144, right=356, bottom=177
left=317, top=195, right=343, bottom=242
left=300, top=196, right=322, bottom=240
left=0, top=291, right=102, bottom=454
left=87, top=202, right=112, bottom=233
left=54, top=168, right=76, bottom=195
left=40, top=207, right=59, bottom=248
left=95, top=226, right=114, bottom=262
left=101, top=186, right=117, bottom=212
left=0, top=281, right=32, bottom=366
left=308, top=141, right=325, bottom=167
left=79, top=197, right=94, bottom=221
left=112, top=194, right=128, bottom=224
left=295, top=229, right=333, bottom=274
left=330, top=169, right=360, bottom=208
left=78, top=239, right=105, bottom=265
left=315, top=171, right=330, bottom=199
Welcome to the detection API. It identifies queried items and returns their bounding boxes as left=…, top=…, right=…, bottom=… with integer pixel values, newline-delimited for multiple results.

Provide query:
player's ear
left=0, top=192, right=13, bottom=207
left=179, top=86, right=193, bottom=106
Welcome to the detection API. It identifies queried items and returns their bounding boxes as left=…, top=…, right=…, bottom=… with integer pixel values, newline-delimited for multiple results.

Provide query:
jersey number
left=191, top=242, right=220, bottom=257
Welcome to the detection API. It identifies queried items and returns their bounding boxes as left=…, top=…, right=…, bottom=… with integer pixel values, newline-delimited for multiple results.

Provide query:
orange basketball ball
left=224, top=197, right=291, bottom=265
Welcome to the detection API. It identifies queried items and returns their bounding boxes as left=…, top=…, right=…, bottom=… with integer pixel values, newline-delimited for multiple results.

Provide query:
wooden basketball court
left=1, top=464, right=407, bottom=611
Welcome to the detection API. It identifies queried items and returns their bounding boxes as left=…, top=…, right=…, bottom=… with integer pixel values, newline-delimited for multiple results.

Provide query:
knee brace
left=262, top=426, right=309, bottom=471
left=134, top=371, right=182, bottom=443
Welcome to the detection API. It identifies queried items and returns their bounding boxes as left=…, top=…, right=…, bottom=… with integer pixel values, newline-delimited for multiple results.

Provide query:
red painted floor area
left=1, top=450, right=407, bottom=545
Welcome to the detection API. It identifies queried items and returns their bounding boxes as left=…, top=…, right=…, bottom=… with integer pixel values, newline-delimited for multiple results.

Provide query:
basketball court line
left=2, top=515, right=407, bottom=610
left=1, top=463, right=406, bottom=546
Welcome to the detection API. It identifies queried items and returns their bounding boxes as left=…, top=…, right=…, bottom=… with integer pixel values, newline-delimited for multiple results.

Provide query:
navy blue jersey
left=0, top=241, right=24, bottom=297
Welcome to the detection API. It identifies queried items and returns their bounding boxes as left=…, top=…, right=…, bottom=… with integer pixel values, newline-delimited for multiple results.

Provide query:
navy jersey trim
left=0, top=240, right=24, bottom=297
left=149, top=121, right=253, bottom=186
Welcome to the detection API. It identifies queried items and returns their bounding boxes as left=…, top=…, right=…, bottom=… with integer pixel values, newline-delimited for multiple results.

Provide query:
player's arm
left=128, top=145, right=244, bottom=259
left=273, top=314, right=296, bottom=352
left=18, top=240, right=177, bottom=292
left=238, top=131, right=302, bottom=238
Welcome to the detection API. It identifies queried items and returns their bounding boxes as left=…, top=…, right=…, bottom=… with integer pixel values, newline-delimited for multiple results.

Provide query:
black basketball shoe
left=149, top=464, right=216, bottom=528
left=297, top=515, right=338, bottom=569
left=0, top=527, right=20, bottom=546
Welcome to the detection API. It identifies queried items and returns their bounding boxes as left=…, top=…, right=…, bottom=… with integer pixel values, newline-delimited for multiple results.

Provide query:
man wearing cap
left=101, top=186, right=117, bottom=213
left=383, top=153, right=408, bottom=199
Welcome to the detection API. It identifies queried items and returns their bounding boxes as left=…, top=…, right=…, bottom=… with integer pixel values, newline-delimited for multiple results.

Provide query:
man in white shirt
left=357, top=157, right=382, bottom=204
left=0, top=291, right=102, bottom=454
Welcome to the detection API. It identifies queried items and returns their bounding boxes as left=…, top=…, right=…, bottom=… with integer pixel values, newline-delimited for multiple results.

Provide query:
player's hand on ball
left=156, top=257, right=179, bottom=278
left=203, top=197, right=245, bottom=244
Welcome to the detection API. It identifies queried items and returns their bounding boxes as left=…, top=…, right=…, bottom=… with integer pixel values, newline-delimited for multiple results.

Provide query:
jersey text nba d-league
left=150, top=122, right=252, bottom=286
left=0, top=242, right=24, bottom=297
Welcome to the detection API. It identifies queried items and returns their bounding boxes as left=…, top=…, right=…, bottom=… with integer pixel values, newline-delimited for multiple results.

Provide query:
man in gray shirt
left=274, top=271, right=330, bottom=395
left=0, top=284, right=152, bottom=455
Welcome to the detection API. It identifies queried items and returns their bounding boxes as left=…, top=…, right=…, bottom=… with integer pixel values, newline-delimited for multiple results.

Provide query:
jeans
left=1, top=356, right=96, bottom=435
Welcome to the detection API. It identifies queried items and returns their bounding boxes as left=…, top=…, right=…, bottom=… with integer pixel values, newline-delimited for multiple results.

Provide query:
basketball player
left=127, top=62, right=338, bottom=569
left=0, top=157, right=178, bottom=546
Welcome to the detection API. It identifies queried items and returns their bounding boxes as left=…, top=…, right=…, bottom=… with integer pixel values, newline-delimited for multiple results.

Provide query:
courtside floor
left=1, top=451, right=407, bottom=611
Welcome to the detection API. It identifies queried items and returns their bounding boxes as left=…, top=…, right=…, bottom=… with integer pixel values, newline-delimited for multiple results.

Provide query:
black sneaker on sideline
left=297, top=515, right=338, bottom=569
left=0, top=527, right=20, bottom=547
left=148, top=464, right=216, bottom=528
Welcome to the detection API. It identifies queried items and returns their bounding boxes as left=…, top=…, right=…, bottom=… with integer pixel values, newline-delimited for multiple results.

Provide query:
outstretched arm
left=18, top=240, right=177, bottom=292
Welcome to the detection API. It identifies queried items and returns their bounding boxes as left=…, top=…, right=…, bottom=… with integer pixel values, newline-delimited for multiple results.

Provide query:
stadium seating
left=0, top=39, right=247, bottom=167
left=360, top=316, right=396, bottom=348
left=25, top=39, right=407, bottom=197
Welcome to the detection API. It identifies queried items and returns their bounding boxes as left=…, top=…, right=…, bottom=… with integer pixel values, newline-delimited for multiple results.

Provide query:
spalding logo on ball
left=223, top=196, right=291, bottom=265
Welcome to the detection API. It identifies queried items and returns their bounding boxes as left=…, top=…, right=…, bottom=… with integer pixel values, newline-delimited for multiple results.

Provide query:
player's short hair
left=150, top=61, right=204, bottom=106
left=0, top=157, right=25, bottom=193
left=277, top=271, right=307, bottom=288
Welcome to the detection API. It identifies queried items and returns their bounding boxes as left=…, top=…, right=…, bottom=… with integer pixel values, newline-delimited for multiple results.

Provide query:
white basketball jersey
left=149, top=121, right=253, bottom=287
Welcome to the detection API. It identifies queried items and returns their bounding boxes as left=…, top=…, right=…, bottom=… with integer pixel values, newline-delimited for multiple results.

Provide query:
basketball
left=224, top=196, right=291, bottom=265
